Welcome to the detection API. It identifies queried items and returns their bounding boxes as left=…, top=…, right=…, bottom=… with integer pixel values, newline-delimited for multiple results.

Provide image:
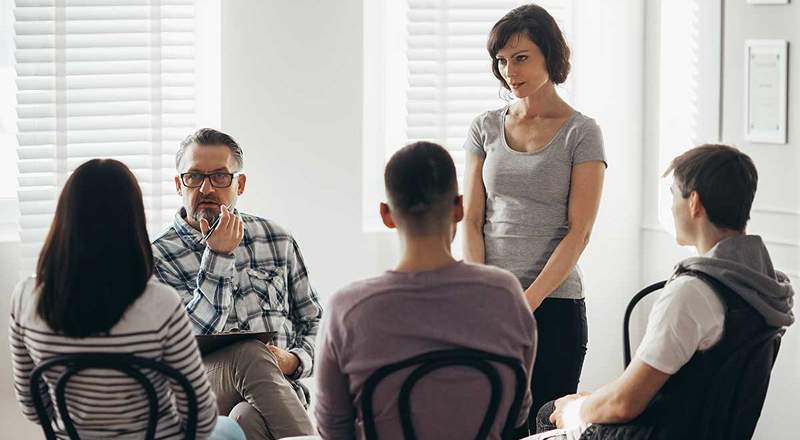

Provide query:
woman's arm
left=525, top=161, right=605, bottom=309
left=463, top=152, right=487, bottom=263
left=9, top=280, right=52, bottom=424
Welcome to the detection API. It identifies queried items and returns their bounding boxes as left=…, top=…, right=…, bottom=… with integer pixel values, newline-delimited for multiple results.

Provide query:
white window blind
left=14, top=0, right=196, bottom=273
left=402, top=0, right=573, bottom=178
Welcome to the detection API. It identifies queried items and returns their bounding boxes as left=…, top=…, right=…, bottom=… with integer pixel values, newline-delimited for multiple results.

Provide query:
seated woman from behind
left=9, top=159, right=244, bottom=440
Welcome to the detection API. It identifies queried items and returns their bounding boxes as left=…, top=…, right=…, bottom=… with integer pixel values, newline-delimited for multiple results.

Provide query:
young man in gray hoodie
left=539, top=144, right=794, bottom=439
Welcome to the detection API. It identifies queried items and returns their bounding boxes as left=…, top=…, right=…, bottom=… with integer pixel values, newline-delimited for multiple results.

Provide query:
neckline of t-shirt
left=500, top=106, right=579, bottom=156
left=385, top=260, right=464, bottom=278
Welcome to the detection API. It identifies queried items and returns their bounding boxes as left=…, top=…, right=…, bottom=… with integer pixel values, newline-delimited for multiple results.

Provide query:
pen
left=200, top=215, right=222, bottom=243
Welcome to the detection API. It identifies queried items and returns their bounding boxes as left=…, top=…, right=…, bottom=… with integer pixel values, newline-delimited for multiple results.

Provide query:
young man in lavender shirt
left=314, top=141, right=537, bottom=439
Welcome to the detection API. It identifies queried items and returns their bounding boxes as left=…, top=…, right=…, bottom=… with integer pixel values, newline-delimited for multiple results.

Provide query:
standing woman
left=462, top=4, right=606, bottom=431
left=9, top=159, right=244, bottom=440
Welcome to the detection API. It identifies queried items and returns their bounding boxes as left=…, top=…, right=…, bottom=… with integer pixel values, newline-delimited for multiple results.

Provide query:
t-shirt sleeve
left=463, top=113, right=487, bottom=159
left=571, top=118, right=607, bottom=167
left=635, top=277, right=725, bottom=374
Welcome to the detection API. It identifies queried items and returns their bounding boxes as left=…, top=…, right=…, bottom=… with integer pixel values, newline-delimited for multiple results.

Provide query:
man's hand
left=267, top=344, right=300, bottom=376
left=200, top=204, right=244, bottom=254
left=551, top=392, right=591, bottom=429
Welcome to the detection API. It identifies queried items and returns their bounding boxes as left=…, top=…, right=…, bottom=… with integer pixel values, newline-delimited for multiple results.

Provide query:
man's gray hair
left=176, top=128, right=244, bottom=171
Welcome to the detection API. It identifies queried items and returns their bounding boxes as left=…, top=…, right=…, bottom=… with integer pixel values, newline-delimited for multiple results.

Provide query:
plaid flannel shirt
left=151, top=210, right=322, bottom=382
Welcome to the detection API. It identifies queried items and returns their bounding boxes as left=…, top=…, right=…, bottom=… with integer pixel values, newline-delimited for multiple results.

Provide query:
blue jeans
left=209, top=416, right=246, bottom=440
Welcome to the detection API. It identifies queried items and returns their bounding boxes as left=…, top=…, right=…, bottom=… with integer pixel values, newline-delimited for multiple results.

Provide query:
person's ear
left=174, top=175, right=182, bottom=195
left=688, top=191, right=704, bottom=218
left=453, top=195, right=464, bottom=223
left=380, top=202, right=397, bottom=229
left=236, top=173, right=247, bottom=195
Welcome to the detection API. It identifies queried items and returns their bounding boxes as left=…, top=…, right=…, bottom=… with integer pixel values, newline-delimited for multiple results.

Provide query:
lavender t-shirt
left=314, top=261, right=536, bottom=440
left=464, top=107, right=606, bottom=299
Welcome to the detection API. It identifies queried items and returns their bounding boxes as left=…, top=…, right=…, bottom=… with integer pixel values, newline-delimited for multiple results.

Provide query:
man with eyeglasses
left=152, top=128, right=320, bottom=440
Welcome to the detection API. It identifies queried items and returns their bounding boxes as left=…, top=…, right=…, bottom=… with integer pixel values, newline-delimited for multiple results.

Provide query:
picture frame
left=746, top=0, right=789, bottom=4
left=744, top=39, right=788, bottom=144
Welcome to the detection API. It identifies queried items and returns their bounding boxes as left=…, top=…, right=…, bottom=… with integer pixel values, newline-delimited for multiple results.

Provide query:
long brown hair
left=36, top=159, right=153, bottom=337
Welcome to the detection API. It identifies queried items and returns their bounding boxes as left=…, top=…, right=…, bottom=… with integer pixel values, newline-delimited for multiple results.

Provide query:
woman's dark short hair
left=384, top=141, right=458, bottom=233
left=177, top=128, right=244, bottom=171
left=36, top=159, right=154, bottom=338
left=487, top=4, right=571, bottom=87
left=664, top=144, right=758, bottom=232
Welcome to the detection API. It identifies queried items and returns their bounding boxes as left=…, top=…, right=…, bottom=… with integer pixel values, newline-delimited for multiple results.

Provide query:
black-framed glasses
left=180, top=172, right=236, bottom=188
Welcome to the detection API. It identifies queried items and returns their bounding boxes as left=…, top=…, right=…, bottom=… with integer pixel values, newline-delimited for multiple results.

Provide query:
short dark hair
left=384, top=141, right=458, bottom=234
left=487, top=4, right=571, bottom=88
left=663, top=144, right=758, bottom=231
left=177, top=128, right=244, bottom=171
left=36, top=159, right=153, bottom=338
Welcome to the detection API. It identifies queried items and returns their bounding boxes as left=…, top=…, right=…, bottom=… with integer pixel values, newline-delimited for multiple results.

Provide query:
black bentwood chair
left=30, top=353, right=198, bottom=440
left=360, top=348, right=527, bottom=440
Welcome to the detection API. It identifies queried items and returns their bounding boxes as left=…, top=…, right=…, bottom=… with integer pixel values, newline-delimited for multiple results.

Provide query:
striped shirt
left=9, top=278, right=218, bottom=440
left=151, top=210, right=322, bottom=382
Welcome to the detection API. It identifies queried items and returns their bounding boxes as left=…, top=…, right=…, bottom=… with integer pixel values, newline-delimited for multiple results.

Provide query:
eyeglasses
left=180, top=172, right=236, bottom=188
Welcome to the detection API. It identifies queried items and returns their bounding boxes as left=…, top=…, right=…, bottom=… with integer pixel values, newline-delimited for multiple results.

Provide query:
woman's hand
left=524, top=287, right=546, bottom=312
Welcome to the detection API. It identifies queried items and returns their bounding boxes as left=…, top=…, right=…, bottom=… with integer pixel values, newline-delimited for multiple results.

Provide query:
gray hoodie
left=673, top=235, right=795, bottom=328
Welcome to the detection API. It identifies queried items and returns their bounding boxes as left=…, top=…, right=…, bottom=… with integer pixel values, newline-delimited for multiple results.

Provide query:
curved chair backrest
left=623, top=279, right=784, bottom=437
left=623, top=280, right=666, bottom=367
left=700, top=328, right=783, bottom=439
left=29, top=353, right=198, bottom=440
left=360, top=348, right=526, bottom=440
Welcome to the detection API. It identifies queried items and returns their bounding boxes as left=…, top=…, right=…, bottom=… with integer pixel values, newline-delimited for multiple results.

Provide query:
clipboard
left=196, top=330, right=277, bottom=356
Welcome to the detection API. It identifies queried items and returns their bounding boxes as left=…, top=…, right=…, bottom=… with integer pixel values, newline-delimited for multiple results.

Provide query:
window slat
left=14, top=0, right=198, bottom=274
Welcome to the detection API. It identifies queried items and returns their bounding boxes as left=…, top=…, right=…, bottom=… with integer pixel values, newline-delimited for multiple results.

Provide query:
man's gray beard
left=192, top=207, right=219, bottom=225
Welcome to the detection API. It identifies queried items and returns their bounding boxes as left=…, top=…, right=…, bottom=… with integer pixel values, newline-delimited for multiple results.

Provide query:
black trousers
left=522, top=297, right=589, bottom=436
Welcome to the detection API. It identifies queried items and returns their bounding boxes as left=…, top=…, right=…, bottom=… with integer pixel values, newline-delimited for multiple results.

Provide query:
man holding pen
left=152, top=128, right=320, bottom=440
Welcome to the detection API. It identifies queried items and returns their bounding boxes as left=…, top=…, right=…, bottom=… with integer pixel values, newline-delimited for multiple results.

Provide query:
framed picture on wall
left=744, top=40, right=788, bottom=144
left=746, top=0, right=790, bottom=4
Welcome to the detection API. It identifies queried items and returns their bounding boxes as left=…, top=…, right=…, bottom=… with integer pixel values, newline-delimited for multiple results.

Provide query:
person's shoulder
left=328, top=274, right=390, bottom=308
left=240, top=213, right=293, bottom=239
left=151, top=223, right=180, bottom=245
left=458, top=262, right=523, bottom=294
left=151, top=225, right=185, bottom=259
left=472, top=106, right=506, bottom=128
left=325, top=273, right=412, bottom=324
left=134, top=280, right=184, bottom=313
left=660, top=274, right=721, bottom=311
left=570, top=111, right=602, bottom=136
left=10, top=276, right=38, bottom=317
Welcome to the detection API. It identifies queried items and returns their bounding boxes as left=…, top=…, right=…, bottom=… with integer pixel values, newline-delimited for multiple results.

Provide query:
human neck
left=394, top=231, right=456, bottom=273
left=513, top=82, right=569, bottom=119
left=180, top=207, right=202, bottom=231
left=694, top=224, right=743, bottom=255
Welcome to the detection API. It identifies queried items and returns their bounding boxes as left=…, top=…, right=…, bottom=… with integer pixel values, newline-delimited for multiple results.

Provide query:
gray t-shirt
left=463, top=106, right=606, bottom=299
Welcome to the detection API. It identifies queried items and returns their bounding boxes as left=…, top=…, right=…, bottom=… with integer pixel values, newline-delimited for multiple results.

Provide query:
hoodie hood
left=674, top=235, right=794, bottom=327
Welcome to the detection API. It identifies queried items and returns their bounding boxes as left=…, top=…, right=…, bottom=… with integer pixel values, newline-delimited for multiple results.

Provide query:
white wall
left=642, top=0, right=800, bottom=437
left=220, top=0, right=399, bottom=300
